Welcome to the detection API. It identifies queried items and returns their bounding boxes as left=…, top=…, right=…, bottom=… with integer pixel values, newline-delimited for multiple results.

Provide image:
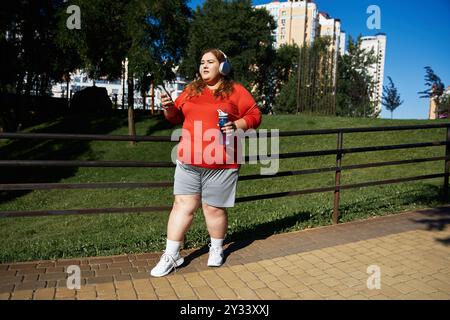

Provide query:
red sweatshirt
left=165, top=83, right=262, bottom=169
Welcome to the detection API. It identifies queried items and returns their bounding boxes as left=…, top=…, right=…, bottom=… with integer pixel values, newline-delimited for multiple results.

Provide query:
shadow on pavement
left=410, top=205, right=450, bottom=246
left=182, top=210, right=312, bottom=267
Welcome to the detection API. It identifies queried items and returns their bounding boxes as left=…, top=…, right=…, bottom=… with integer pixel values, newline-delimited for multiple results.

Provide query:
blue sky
left=188, top=0, right=450, bottom=119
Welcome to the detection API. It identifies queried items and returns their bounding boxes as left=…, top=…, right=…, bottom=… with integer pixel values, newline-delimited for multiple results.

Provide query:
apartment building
left=256, top=2, right=344, bottom=84
left=429, top=85, right=450, bottom=119
left=255, top=0, right=318, bottom=48
left=317, top=11, right=342, bottom=86
left=359, top=33, right=387, bottom=115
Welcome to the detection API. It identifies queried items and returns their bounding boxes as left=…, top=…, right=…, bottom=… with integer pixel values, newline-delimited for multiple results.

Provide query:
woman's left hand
left=220, top=121, right=237, bottom=136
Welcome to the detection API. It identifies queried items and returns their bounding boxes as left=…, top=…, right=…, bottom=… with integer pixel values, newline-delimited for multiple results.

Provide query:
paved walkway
left=1, top=205, right=450, bottom=300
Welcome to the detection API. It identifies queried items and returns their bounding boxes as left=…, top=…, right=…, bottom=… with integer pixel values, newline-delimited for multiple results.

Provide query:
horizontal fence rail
left=1, top=122, right=449, bottom=222
left=0, top=160, right=175, bottom=168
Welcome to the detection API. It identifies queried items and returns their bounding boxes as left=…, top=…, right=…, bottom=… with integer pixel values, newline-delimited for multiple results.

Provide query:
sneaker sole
left=207, top=260, right=223, bottom=267
left=150, top=257, right=184, bottom=277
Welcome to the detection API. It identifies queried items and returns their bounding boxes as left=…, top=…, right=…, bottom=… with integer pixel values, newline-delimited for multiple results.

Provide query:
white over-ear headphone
left=217, top=49, right=231, bottom=76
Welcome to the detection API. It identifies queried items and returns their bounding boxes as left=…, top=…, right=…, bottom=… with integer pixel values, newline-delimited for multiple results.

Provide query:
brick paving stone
left=15, top=281, right=46, bottom=291
left=0, top=292, right=11, bottom=300
left=10, top=289, right=34, bottom=300
left=33, top=288, right=56, bottom=300
left=254, top=287, right=279, bottom=300
left=193, top=286, right=219, bottom=299
left=214, top=286, right=239, bottom=299
left=55, top=288, right=77, bottom=299
left=1, top=205, right=449, bottom=300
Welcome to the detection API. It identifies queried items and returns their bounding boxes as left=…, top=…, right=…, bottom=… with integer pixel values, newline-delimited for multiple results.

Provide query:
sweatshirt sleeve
left=164, top=91, right=186, bottom=125
left=235, top=84, right=262, bottom=130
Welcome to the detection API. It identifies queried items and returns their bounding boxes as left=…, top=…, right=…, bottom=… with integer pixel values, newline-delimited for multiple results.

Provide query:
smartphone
left=158, top=84, right=173, bottom=102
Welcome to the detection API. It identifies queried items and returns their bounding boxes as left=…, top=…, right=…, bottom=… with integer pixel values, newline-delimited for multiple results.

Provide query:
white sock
left=165, top=239, right=182, bottom=256
left=210, top=237, right=224, bottom=249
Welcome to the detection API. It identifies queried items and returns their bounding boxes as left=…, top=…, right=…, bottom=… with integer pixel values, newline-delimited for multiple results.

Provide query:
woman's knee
left=173, top=195, right=200, bottom=214
left=202, top=202, right=226, bottom=216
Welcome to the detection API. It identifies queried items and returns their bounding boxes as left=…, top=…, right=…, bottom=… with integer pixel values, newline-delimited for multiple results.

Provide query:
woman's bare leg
left=167, top=194, right=201, bottom=242
left=202, top=202, right=228, bottom=239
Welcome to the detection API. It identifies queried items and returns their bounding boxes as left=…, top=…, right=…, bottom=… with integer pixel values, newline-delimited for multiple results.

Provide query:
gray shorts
left=173, top=160, right=239, bottom=208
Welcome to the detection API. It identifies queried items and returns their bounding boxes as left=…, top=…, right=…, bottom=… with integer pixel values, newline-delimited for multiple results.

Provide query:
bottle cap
left=217, top=109, right=228, bottom=117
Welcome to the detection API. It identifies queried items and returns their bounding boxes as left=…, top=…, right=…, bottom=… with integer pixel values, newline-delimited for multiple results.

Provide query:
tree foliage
left=273, top=37, right=336, bottom=115
left=418, top=66, right=445, bottom=98
left=296, top=36, right=336, bottom=115
left=57, top=0, right=130, bottom=82
left=336, top=35, right=377, bottom=118
left=274, top=74, right=297, bottom=114
left=180, top=0, right=275, bottom=112
left=436, top=93, right=450, bottom=119
left=381, top=76, right=403, bottom=119
left=418, top=66, right=448, bottom=119
left=0, top=0, right=76, bottom=95
left=270, top=44, right=299, bottom=113
left=126, top=0, right=191, bottom=88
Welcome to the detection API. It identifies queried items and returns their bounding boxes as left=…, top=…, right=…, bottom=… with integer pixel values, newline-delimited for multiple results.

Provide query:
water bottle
left=217, top=109, right=230, bottom=145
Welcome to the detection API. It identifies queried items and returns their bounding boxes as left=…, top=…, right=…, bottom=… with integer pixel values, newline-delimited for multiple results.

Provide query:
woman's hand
left=161, top=93, right=174, bottom=110
left=220, top=121, right=237, bottom=136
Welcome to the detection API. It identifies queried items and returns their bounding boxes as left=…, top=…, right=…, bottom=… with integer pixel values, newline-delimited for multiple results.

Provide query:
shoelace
left=160, top=251, right=179, bottom=273
left=208, top=244, right=223, bottom=255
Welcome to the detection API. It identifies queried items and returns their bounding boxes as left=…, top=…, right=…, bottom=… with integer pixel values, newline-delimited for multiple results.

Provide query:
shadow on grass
left=0, top=111, right=162, bottom=205
left=338, top=184, right=448, bottom=221
left=144, top=114, right=178, bottom=136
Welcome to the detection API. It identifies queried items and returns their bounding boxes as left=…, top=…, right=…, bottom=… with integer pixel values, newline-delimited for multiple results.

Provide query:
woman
left=150, top=48, right=262, bottom=277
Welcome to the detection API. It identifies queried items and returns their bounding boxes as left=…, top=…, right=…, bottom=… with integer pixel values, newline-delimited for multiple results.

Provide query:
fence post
left=333, top=131, right=344, bottom=224
left=444, top=127, right=450, bottom=202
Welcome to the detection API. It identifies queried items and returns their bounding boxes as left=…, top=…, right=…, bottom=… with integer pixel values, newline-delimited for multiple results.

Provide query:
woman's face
left=200, top=52, right=221, bottom=84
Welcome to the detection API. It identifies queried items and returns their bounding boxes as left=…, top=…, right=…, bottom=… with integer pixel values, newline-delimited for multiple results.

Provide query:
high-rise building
left=254, top=0, right=318, bottom=48
left=317, top=12, right=342, bottom=87
left=339, top=32, right=346, bottom=56
left=359, top=33, right=387, bottom=116
left=429, top=85, right=450, bottom=119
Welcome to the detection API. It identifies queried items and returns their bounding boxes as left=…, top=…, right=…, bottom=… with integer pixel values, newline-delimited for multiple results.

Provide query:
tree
left=418, top=66, right=447, bottom=119
left=125, top=0, right=190, bottom=140
left=180, top=0, right=275, bottom=111
left=272, top=45, right=298, bottom=94
left=436, top=93, right=450, bottom=119
left=296, top=36, right=335, bottom=115
left=418, top=66, right=444, bottom=98
left=336, top=35, right=377, bottom=117
left=274, top=74, right=297, bottom=114
left=57, top=0, right=130, bottom=84
left=1, top=0, right=79, bottom=96
left=57, top=0, right=190, bottom=139
left=381, top=76, right=403, bottom=119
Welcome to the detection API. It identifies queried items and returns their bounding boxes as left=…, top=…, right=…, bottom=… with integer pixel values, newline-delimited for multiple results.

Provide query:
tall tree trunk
left=122, top=61, right=126, bottom=109
left=142, top=88, right=146, bottom=110
left=151, top=80, right=155, bottom=115
left=16, top=73, right=25, bottom=95
left=127, top=72, right=136, bottom=145
left=66, top=76, right=70, bottom=106
left=296, top=45, right=302, bottom=114
left=24, top=72, right=33, bottom=96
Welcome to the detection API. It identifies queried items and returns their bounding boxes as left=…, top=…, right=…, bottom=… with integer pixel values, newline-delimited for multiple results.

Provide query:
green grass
left=0, top=112, right=448, bottom=263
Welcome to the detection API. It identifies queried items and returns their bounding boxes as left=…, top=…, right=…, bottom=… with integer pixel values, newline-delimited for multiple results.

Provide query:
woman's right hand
left=161, top=93, right=174, bottom=110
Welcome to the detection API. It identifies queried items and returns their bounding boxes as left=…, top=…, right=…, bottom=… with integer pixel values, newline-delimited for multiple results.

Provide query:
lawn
left=0, top=111, right=448, bottom=263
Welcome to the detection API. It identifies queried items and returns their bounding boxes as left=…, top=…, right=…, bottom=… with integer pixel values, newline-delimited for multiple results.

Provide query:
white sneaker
left=207, top=244, right=224, bottom=267
left=150, top=251, right=184, bottom=277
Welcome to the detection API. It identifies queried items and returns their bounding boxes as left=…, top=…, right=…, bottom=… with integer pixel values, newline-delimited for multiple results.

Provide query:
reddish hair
left=186, top=48, right=234, bottom=99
